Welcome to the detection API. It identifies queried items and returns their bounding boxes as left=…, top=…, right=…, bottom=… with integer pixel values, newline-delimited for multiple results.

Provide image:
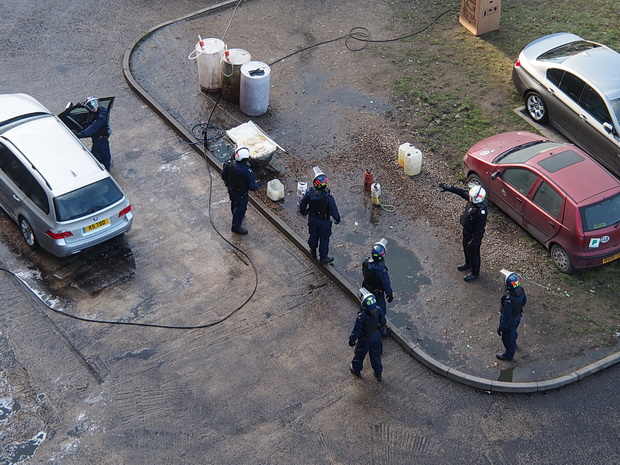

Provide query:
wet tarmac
left=125, top=0, right=620, bottom=389
left=3, top=1, right=620, bottom=463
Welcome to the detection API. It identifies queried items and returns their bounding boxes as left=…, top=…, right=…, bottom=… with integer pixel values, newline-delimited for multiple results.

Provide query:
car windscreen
left=494, top=141, right=565, bottom=164
left=610, top=98, right=620, bottom=124
left=538, top=41, right=600, bottom=62
left=580, top=192, right=620, bottom=232
left=54, top=178, right=123, bottom=221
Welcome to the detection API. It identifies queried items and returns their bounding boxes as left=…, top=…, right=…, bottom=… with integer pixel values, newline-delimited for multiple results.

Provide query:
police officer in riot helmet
left=438, top=182, right=488, bottom=281
left=299, top=169, right=340, bottom=264
left=76, top=97, right=112, bottom=170
left=348, top=291, right=387, bottom=382
left=221, top=147, right=260, bottom=234
left=496, top=270, right=527, bottom=361
left=362, top=239, right=394, bottom=335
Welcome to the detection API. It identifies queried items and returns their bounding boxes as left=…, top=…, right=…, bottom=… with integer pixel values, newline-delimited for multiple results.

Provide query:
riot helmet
left=361, top=294, right=377, bottom=311
left=84, top=96, right=99, bottom=112
left=313, top=174, right=328, bottom=190
left=358, top=287, right=376, bottom=309
left=371, top=238, right=388, bottom=263
left=505, top=272, right=521, bottom=290
left=469, top=185, right=486, bottom=204
left=235, top=146, right=250, bottom=161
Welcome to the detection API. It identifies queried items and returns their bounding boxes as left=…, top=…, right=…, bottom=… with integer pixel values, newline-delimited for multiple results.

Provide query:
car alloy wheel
left=19, top=217, right=39, bottom=249
left=550, top=244, right=573, bottom=274
left=467, top=173, right=483, bottom=187
left=526, top=92, right=549, bottom=123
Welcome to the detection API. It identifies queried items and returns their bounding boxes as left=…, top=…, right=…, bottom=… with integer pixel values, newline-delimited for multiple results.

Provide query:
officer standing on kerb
left=76, top=96, right=112, bottom=171
left=348, top=289, right=386, bottom=382
left=362, top=238, right=394, bottom=320
left=438, top=182, right=488, bottom=281
left=496, top=270, right=527, bottom=361
left=299, top=167, right=340, bottom=265
left=221, top=146, right=260, bottom=235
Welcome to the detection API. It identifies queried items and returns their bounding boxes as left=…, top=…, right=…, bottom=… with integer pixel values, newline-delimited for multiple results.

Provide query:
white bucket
left=398, top=142, right=415, bottom=168
left=188, top=38, right=225, bottom=92
left=296, top=181, right=307, bottom=205
left=221, top=48, right=252, bottom=103
left=404, top=148, right=423, bottom=176
left=240, top=61, right=271, bottom=116
left=267, top=179, right=285, bottom=201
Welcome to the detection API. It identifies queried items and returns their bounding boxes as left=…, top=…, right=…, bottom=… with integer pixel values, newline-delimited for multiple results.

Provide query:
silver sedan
left=512, top=32, right=620, bottom=178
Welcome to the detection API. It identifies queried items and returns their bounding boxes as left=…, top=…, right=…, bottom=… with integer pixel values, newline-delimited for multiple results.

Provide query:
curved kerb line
left=121, top=0, right=620, bottom=393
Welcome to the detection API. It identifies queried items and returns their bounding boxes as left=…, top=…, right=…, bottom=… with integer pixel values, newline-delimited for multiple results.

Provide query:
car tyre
left=550, top=244, right=573, bottom=274
left=19, top=217, right=39, bottom=250
left=525, top=92, right=549, bottom=124
left=467, top=173, right=483, bottom=188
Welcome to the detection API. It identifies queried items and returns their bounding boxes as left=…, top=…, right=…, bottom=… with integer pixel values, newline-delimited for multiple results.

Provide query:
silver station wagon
left=512, top=33, right=620, bottom=179
left=0, top=93, right=132, bottom=257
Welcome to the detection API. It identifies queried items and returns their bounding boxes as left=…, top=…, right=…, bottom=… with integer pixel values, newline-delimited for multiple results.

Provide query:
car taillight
left=515, top=59, right=521, bottom=67
left=118, top=205, right=132, bottom=217
left=46, top=230, right=73, bottom=240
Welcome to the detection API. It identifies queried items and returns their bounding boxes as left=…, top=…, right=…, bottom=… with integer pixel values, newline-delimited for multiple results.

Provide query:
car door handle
left=12, top=194, right=20, bottom=202
left=547, top=88, right=555, bottom=96
left=579, top=114, right=588, bottom=122
left=548, top=221, right=556, bottom=227
left=516, top=197, right=523, bottom=203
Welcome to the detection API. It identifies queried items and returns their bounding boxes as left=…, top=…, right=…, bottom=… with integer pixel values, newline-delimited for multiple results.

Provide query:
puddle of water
left=0, top=400, right=20, bottom=421
left=0, top=431, right=46, bottom=464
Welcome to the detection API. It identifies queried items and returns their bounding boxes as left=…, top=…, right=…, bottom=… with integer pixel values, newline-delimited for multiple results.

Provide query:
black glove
left=334, top=219, right=340, bottom=225
left=497, top=327, right=502, bottom=336
left=387, top=294, right=394, bottom=303
left=348, top=339, right=356, bottom=347
left=438, top=183, right=449, bottom=192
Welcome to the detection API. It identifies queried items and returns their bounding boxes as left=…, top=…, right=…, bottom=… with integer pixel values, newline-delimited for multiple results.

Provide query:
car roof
left=528, top=33, right=620, bottom=97
left=1, top=114, right=108, bottom=195
left=527, top=147, right=620, bottom=204
left=0, top=93, right=50, bottom=124
left=560, top=46, right=620, bottom=97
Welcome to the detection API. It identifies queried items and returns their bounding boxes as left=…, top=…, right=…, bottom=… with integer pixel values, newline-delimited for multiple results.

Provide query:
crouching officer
left=76, top=96, right=112, bottom=171
left=299, top=167, right=340, bottom=264
left=438, top=183, right=488, bottom=281
left=349, top=289, right=386, bottom=382
left=496, top=270, right=527, bottom=361
left=221, top=147, right=260, bottom=234
left=362, top=238, right=393, bottom=336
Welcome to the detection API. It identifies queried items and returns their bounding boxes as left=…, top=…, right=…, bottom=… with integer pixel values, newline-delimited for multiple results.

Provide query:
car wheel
left=525, top=92, right=549, bottom=123
left=550, top=244, right=573, bottom=274
left=19, top=217, right=39, bottom=250
left=467, top=173, right=483, bottom=188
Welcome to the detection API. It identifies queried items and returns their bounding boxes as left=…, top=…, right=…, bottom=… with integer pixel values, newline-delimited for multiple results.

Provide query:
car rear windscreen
left=54, top=178, right=123, bottom=221
left=538, top=41, right=600, bottom=61
left=580, top=192, right=620, bottom=232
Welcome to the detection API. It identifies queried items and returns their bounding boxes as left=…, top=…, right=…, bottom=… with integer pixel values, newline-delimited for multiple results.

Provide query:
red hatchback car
left=463, top=131, right=620, bottom=273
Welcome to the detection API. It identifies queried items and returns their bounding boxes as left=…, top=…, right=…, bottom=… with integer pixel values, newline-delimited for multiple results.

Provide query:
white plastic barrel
left=398, top=142, right=415, bottom=168
left=267, top=179, right=285, bottom=201
left=221, top=48, right=251, bottom=103
left=188, top=38, right=225, bottom=92
left=240, top=61, right=271, bottom=116
left=404, top=148, right=423, bottom=176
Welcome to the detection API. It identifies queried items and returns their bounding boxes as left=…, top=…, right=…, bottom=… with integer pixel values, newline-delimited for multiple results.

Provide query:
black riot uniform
left=439, top=183, right=488, bottom=281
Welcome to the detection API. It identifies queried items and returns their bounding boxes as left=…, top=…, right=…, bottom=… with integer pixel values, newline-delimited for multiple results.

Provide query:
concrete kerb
left=122, top=1, right=619, bottom=393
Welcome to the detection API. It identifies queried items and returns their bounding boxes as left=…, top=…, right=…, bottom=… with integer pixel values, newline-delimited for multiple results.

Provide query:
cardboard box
left=459, top=0, right=501, bottom=36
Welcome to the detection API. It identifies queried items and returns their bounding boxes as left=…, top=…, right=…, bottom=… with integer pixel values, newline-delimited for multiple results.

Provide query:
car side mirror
left=491, top=170, right=501, bottom=180
left=603, top=122, right=614, bottom=135
left=65, top=102, right=74, bottom=110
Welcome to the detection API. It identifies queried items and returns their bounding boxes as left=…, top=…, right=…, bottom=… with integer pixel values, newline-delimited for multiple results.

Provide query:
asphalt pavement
left=122, top=0, right=620, bottom=393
